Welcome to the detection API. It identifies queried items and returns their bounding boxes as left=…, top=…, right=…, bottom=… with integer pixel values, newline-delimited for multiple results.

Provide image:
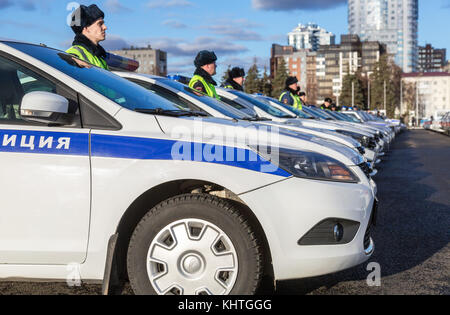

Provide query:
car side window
left=0, top=54, right=81, bottom=127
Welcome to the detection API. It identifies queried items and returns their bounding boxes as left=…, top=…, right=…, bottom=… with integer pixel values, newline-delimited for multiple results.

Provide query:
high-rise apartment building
left=418, top=44, right=447, bottom=73
left=316, top=35, right=386, bottom=105
left=109, top=45, right=167, bottom=76
left=288, top=23, right=335, bottom=51
left=348, top=0, right=418, bottom=73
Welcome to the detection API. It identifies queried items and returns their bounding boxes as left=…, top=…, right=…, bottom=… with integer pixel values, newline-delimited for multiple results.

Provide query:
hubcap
left=147, top=219, right=238, bottom=295
left=181, top=254, right=203, bottom=276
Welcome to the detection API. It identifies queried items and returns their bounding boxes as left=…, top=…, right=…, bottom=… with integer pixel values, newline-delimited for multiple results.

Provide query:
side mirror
left=20, top=91, right=69, bottom=124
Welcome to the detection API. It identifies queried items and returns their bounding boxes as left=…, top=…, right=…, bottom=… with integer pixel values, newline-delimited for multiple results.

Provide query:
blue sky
left=1, top=0, right=449, bottom=79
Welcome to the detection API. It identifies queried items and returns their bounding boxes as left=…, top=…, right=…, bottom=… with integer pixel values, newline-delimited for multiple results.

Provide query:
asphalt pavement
left=1, top=129, right=448, bottom=295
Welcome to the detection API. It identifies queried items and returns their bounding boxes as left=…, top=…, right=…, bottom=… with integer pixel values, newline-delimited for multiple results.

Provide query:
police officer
left=321, top=98, right=333, bottom=110
left=222, top=67, right=245, bottom=91
left=189, top=51, right=220, bottom=100
left=298, top=91, right=307, bottom=107
left=279, top=76, right=302, bottom=110
left=66, top=4, right=109, bottom=70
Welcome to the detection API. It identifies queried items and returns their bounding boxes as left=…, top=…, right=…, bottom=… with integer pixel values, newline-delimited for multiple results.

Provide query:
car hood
left=253, top=120, right=361, bottom=149
left=155, top=116, right=363, bottom=167
left=284, top=118, right=374, bottom=137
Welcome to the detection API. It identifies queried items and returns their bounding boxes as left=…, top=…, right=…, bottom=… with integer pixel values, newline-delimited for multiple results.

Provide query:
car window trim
left=0, top=49, right=121, bottom=131
left=0, top=50, right=85, bottom=128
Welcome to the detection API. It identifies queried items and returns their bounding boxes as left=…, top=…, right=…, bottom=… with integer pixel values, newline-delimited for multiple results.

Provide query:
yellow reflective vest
left=66, top=45, right=109, bottom=70
left=189, top=75, right=220, bottom=100
left=279, top=91, right=302, bottom=110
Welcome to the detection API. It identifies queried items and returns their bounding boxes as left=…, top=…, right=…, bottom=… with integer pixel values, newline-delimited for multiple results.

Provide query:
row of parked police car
left=0, top=40, right=404, bottom=295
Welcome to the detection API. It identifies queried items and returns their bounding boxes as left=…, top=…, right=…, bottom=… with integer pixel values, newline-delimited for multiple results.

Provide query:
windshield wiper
left=135, top=108, right=208, bottom=117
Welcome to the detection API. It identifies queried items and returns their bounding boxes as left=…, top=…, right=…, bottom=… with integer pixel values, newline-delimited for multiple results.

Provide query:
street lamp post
left=400, top=78, right=403, bottom=114
left=416, top=81, right=419, bottom=127
left=352, top=81, right=355, bottom=107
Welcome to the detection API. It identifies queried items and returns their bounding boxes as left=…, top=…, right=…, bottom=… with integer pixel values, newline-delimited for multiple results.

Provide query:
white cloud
left=104, top=0, right=132, bottom=13
left=146, top=0, right=193, bottom=9
left=252, top=0, right=346, bottom=11
left=162, top=19, right=187, bottom=29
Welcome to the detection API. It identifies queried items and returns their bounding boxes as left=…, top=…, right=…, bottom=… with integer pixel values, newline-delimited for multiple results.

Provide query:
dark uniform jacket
left=280, top=88, right=300, bottom=106
left=221, top=78, right=244, bottom=91
left=191, top=68, right=218, bottom=94
left=70, top=34, right=108, bottom=62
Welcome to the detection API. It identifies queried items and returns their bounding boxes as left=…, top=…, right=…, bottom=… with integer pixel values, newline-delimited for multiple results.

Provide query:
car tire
left=127, top=194, right=263, bottom=295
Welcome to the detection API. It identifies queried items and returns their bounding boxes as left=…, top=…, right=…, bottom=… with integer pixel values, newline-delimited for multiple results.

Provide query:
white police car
left=0, top=40, right=377, bottom=295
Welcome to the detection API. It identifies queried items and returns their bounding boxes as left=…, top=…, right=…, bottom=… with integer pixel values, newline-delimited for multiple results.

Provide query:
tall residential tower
left=288, top=23, right=335, bottom=51
left=348, top=0, right=418, bottom=73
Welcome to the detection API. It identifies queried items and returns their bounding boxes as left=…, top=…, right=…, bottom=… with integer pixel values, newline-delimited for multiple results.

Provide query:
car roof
left=0, top=38, right=41, bottom=45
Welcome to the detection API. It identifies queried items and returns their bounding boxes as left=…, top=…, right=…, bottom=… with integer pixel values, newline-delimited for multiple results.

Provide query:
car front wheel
left=127, top=194, right=263, bottom=295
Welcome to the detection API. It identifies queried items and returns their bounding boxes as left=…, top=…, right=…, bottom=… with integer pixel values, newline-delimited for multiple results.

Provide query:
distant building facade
left=418, top=44, right=446, bottom=73
left=109, top=45, right=167, bottom=76
left=316, top=34, right=386, bottom=105
left=443, top=62, right=450, bottom=73
left=270, top=44, right=310, bottom=99
left=401, top=73, right=450, bottom=120
left=348, top=0, right=419, bottom=73
left=306, top=52, right=318, bottom=105
left=288, top=23, right=335, bottom=51
left=270, top=44, right=294, bottom=80
left=270, top=35, right=385, bottom=105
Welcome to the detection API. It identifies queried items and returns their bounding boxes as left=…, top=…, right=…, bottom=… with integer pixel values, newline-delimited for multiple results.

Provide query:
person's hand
left=73, top=58, right=93, bottom=69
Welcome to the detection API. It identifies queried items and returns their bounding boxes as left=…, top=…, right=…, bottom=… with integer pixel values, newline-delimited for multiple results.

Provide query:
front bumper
left=364, top=148, right=378, bottom=163
left=239, top=175, right=376, bottom=281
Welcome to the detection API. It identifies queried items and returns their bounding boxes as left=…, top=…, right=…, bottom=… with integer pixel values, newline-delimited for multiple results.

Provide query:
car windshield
left=357, top=112, right=371, bottom=122
left=343, top=112, right=362, bottom=123
left=306, top=106, right=334, bottom=120
left=157, top=78, right=252, bottom=120
left=5, top=42, right=180, bottom=112
left=335, top=112, right=356, bottom=122
left=327, top=110, right=355, bottom=122
left=366, top=113, right=385, bottom=122
left=228, top=90, right=295, bottom=118
left=300, top=106, right=321, bottom=119
left=325, top=110, right=345, bottom=120
left=255, top=96, right=315, bottom=119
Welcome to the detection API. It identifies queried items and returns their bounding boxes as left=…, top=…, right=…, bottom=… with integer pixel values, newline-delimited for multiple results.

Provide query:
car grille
left=374, top=134, right=382, bottom=145
left=364, top=200, right=378, bottom=251
left=357, top=146, right=366, bottom=155
left=358, top=162, right=372, bottom=179
left=368, top=138, right=377, bottom=149
left=364, top=223, right=372, bottom=249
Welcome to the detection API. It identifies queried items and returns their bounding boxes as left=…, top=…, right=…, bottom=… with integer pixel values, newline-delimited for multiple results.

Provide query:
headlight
left=261, top=148, right=360, bottom=183
left=336, top=130, right=370, bottom=147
